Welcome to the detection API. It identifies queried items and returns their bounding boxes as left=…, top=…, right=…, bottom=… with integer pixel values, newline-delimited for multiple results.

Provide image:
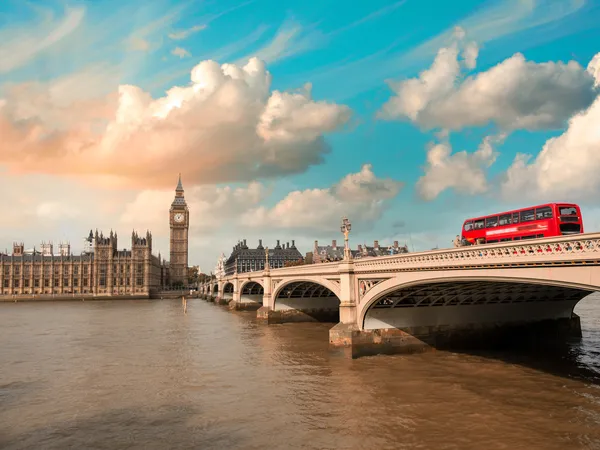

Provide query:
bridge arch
left=273, top=278, right=341, bottom=322
left=241, top=280, right=264, bottom=295
left=358, top=271, right=597, bottom=331
left=223, top=282, right=234, bottom=300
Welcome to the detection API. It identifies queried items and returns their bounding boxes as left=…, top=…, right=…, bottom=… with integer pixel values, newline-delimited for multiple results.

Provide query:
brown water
left=1, top=295, right=600, bottom=450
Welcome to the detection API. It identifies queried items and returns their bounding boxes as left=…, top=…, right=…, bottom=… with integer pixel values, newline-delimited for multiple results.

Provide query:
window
left=13, top=280, right=19, bottom=288
left=63, top=278, right=69, bottom=287
left=473, top=219, right=485, bottom=230
left=64, top=266, right=69, bottom=275
left=485, top=216, right=498, bottom=228
left=512, top=212, right=519, bottom=224
left=74, top=266, right=79, bottom=275
left=14, top=266, right=20, bottom=275
left=34, top=280, right=39, bottom=288
left=44, top=279, right=50, bottom=287
left=83, top=266, right=88, bottom=275
left=3, top=280, right=8, bottom=288
left=24, top=280, right=30, bottom=288
left=464, top=222, right=473, bottom=231
left=54, top=279, right=59, bottom=287
left=73, top=279, right=79, bottom=287
left=83, top=278, right=88, bottom=287
left=559, top=206, right=577, bottom=216
left=499, top=214, right=512, bottom=226
left=520, top=209, right=535, bottom=222
left=3, top=267, right=9, bottom=275
left=536, top=206, right=553, bottom=220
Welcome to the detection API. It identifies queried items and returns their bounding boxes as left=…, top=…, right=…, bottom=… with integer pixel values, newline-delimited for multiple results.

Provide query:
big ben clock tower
left=169, top=174, right=189, bottom=286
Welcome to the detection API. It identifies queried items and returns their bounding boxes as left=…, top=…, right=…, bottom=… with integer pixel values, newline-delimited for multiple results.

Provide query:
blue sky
left=0, top=0, right=599, bottom=269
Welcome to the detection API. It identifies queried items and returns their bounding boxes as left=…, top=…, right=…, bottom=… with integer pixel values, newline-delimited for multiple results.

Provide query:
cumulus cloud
left=0, top=57, right=351, bottom=188
left=378, top=30, right=597, bottom=131
left=171, top=46, right=191, bottom=58
left=501, top=52, right=600, bottom=201
left=242, top=164, right=403, bottom=230
left=120, top=182, right=268, bottom=235
left=417, top=134, right=505, bottom=201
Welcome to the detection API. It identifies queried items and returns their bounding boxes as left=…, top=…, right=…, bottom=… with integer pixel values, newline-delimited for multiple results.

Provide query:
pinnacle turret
left=176, top=173, right=183, bottom=192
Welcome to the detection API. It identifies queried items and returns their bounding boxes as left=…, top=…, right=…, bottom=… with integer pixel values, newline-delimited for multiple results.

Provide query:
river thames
left=1, top=295, right=599, bottom=449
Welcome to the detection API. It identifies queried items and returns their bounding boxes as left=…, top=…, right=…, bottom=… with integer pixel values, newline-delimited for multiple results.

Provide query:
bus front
left=556, top=204, right=584, bottom=235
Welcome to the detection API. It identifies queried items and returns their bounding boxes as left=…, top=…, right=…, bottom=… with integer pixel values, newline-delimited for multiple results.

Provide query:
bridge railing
left=353, top=233, right=600, bottom=272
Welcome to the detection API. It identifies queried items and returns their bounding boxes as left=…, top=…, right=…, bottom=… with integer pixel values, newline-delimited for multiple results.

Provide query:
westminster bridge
left=199, top=233, right=600, bottom=357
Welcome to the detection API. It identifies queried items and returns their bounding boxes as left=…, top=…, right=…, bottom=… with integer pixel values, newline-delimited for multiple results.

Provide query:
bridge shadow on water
left=445, top=336, right=600, bottom=386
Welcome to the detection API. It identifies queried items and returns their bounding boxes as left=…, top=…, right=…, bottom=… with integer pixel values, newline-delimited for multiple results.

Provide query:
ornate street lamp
left=340, top=216, right=352, bottom=260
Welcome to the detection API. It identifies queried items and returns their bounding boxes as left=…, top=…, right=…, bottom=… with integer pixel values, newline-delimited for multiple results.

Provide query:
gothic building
left=169, top=174, right=189, bottom=286
left=0, top=174, right=190, bottom=297
left=224, top=239, right=303, bottom=275
left=0, top=230, right=165, bottom=297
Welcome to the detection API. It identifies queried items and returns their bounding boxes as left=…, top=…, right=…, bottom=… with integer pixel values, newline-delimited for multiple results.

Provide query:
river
left=1, top=294, right=599, bottom=449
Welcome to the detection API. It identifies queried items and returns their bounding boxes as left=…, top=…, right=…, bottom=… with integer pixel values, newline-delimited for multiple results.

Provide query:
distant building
left=0, top=230, right=165, bottom=297
left=310, top=240, right=408, bottom=263
left=224, top=239, right=303, bottom=275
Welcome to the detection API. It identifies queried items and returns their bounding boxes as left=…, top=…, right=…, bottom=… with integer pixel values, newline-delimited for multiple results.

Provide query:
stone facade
left=224, top=239, right=303, bottom=275
left=0, top=230, right=165, bottom=297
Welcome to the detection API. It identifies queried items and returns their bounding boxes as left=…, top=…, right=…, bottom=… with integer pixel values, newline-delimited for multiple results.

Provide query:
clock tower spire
left=169, top=173, right=189, bottom=286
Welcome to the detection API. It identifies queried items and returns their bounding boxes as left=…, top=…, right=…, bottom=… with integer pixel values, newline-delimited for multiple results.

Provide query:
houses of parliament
left=0, top=176, right=190, bottom=298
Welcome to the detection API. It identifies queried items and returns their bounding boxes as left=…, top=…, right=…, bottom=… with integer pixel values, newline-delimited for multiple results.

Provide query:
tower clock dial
left=174, top=213, right=184, bottom=223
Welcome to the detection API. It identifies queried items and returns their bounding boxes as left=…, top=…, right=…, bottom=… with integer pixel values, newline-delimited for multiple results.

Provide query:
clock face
left=174, top=213, right=184, bottom=223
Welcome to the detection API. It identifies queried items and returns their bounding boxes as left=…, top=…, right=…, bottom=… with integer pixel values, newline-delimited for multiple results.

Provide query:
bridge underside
left=258, top=281, right=340, bottom=324
left=332, top=280, right=593, bottom=358
left=229, top=282, right=264, bottom=311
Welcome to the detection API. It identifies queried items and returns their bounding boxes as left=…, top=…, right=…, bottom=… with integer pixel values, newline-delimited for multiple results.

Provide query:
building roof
left=225, top=239, right=303, bottom=265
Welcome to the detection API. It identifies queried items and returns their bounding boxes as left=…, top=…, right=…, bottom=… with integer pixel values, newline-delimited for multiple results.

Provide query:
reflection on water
left=1, top=294, right=599, bottom=449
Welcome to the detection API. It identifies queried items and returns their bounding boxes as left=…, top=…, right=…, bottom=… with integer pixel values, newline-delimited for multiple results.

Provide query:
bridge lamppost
left=341, top=216, right=352, bottom=260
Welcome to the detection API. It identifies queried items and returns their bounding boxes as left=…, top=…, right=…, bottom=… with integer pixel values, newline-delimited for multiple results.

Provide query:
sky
left=0, top=0, right=599, bottom=273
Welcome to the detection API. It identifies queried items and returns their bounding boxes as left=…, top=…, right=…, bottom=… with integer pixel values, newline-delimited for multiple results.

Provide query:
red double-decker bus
left=461, top=203, right=584, bottom=245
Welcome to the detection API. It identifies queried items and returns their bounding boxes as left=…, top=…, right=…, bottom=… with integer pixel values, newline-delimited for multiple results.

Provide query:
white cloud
left=0, top=57, right=351, bottom=188
left=378, top=32, right=597, bottom=131
left=168, top=25, right=206, bottom=40
left=0, top=6, right=85, bottom=74
left=243, top=164, right=403, bottom=230
left=125, top=7, right=184, bottom=52
left=501, top=53, right=600, bottom=201
left=237, top=19, right=324, bottom=65
left=417, top=134, right=505, bottom=201
left=120, top=182, right=268, bottom=235
left=36, top=202, right=80, bottom=221
left=171, top=47, right=191, bottom=58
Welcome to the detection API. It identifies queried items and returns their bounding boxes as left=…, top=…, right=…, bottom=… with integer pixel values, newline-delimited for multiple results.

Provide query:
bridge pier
left=330, top=312, right=583, bottom=358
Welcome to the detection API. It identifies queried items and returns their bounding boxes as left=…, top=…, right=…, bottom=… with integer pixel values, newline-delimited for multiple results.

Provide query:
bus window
left=536, top=206, right=552, bottom=219
left=559, top=206, right=577, bottom=216
left=464, top=221, right=473, bottom=232
left=520, top=209, right=535, bottom=222
left=485, top=216, right=498, bottom=228
left=512, top=212, right=519, bottom=224
left=473, top=219, right=484, bottom=230
left=499, top=214, right=511, bottom=226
